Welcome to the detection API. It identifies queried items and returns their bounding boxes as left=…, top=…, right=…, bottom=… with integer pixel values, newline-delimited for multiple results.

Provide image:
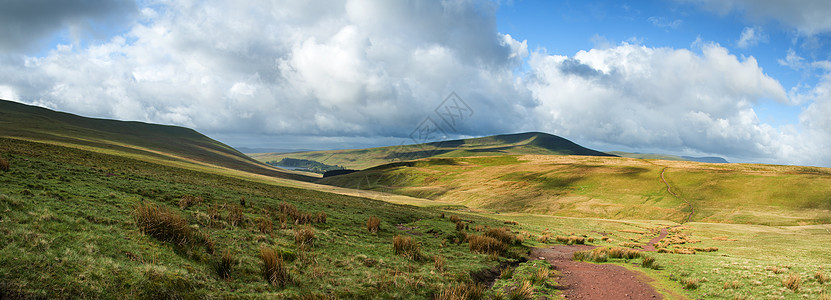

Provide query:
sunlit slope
left=250, top=131, right=615, bottom=170
left=320, top=155, right=831, bottom=225
left=0, top=99, right=311, bottom=181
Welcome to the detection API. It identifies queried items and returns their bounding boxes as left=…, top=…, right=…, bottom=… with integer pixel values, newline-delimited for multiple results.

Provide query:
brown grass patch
left=681, top=278, right=699, bottom=290
left=504, top=220, right=519, bottom=225
left=257, top=218, right=273, bottom=234
left=260, top=247, right=291, bottom=286
left=314, top=212, right=327, bottom=224
left=765, top=266, right=787, bottom=274
left=455, top=221, right=465, bottom=231
left=449, top=215, right=462, bottom=223
left=178, top=195, right=204, bottom=209
left=816, top=271, right=828, bottom=284
left=228, top=205, right=244, bottom=227
left=393, top=235, right=423, bottom=260
left=294, top=227, right=316, bottom=250
left=723, top=280, right=741, bottom=289
left=433, top=283, right=485, bottom=300
left=433, top=256, right=446, bottom=272
left=783, top=273, right=801, bottom=291
left=0, top=155, right=8, bottom=172
left=556, top=235, right=586, bottom=245
left=507, top=280, right=534, bottom=299
left=215, top=250, right=235, bottom=279
left=134, top=202, right=192, bottom=246
left=367, top=216, right=380, bottom=234
left=672, top=248, right=696, bottom=255
left=467, top=234, right=505, bottom=256
left=484, top=228, right=517, bottom=245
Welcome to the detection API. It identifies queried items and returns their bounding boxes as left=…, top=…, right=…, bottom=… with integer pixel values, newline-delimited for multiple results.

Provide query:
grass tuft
left=215, top=250, right=236, bottom=279
left=178, top=195, right=203, bottom=210
left=783, top=273, right=800, bottom=291
left=393, top=235, right=423, bottom=260
left=449, top=215, right=462, bottom=223
left=641, top=255, right=659, bottom=269
left=484, top=228, right=518, bottom=245
left=257, top=218, right=273, bottom=234
left=294, top=226, right=316, bottom=250
left=468, top=234, right=506, bottom=256
left=260, top=247, right=291, bottom=287
left=367, top=216, right=381, bottom=234
left=681, top=278, right=699, bottom=290
left=433, top=283, right=485, bottom=300
left=314, top=212, right=327, bottom=224
left=134, top=202, right=192, bottom=247
left=506, top=280, right=534, bottom=300
left=816, top=271, right=829, bottom=284
left=723, top=280, right=741, bottom=289
left=228, top=205, right=244, bottom=227
left=0, top=155, right=8, bottom=172
left=433, top=256, right=446, bottom=272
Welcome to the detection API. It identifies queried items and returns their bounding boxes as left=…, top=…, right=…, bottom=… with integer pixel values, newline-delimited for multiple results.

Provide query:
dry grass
left=723, top=280, right=741, bottom=289
left=468, top=234, right=505, bottom=256
left=433, top=283, right=485, bottom=300
left=314, top=212, right=327, bottom=224
left=228, top=205, right=244, bottom=227
left=134, top=202, right=192, bottom=246
left=816, top=271, right=829, bottom=284
left=178, top=195, right=203, bottom=209
left=0, top=155, right=8, bottom=172
left=433, top=256, right=446, bottom=272
left=393, top=235, right=423, bottom=260
left=504, top=220, right=519, bottom=225
left=294, top=227, right=316, bottom=250
left=455, top=221, right=465, bottom=231
left=260, top=247, right=291, bottom=286
left=484, top=228, right=517, bottom=245
left=783, top=273, right=801, bottom=291
left=367, top=216, right=380, bottom=234
left=531, top=267, right=550, bottom=285
left=574, top=247, right=641, bottom=263
left=641, top=255, right=659, bottom=269
left=537, top=234, right=551, bottom=243
left=765, top=266, right=787, bottom=274
left=507, top=280, right=534, bottom=300
left=681, top=278, right=699, bottom=290
left=449, top=215, right=462, bottom=223
left=555, top=235, right=585, bottom=245
left=672, top=248, right=696, bottom=255
left=257, top=218, right=273, bottom=234
left=215, top=250, right=235, bottom=279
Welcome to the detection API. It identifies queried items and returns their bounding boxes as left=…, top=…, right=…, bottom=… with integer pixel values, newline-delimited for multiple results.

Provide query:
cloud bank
left=2, top=0, right=830, bottom=167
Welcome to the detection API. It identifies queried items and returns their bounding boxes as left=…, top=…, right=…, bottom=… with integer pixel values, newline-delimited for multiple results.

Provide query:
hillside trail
left=659, top=167, right=694, bottom=224
left=532, top=246, right=665, bottom=299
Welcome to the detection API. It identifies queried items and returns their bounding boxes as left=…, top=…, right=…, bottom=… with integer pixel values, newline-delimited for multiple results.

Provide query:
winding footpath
left=532, top=246, right=663, bottom=299
left=660, top=167, right=694, bottom=223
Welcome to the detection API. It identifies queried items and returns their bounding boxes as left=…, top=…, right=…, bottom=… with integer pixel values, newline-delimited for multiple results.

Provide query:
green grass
left=321, top=155, right=831, bottom=225
left=0, top=138, right=528, bottom=298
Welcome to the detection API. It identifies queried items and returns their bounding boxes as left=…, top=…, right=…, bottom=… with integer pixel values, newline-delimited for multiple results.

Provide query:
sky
left=1, top=0, right=831, bottom=167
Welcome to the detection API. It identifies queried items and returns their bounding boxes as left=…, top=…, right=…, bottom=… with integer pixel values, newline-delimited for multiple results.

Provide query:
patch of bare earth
left=532, top=245, right=663, bottom=299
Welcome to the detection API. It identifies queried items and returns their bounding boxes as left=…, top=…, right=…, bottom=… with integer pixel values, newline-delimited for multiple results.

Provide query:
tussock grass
left=816, top=271, right=828, bottom=284
left=294, top=227, right=316, bottom=250
left=574, top=247, right=641, bottom=263
left=260, top=247, right=291, bottom=286
left=723, top=280, right=741, bottom=289
left=506, top=280, right=534, bottom=300
left=555, top=235, right=585, bottom=245
left=641, top=255, right=659, bottom=269
left=366, top=216, right=380, bottom=234
left=393, top=235, right=423, bottom=260
left=449, top=215, right=462, bottom=223
left=0, top=155, right=8, bottom=172
left=765, top=266, right=787, bottom=274
left=484, top=228, right=517, bottom=245
left=134, top=202, right=192, bottom=247
left=504, top=220, right=519, bottom=225
left=531, top=267, right=550, bottom=285
left=680, top=278, right=699, bottom=290
left=433, top=283, right=485, bottom=300
left=314, top=212, right=327, bottom=224
left=215, top=250, right=235, bottom=279
left=257, top=218, right=272, bottom=234
left=178, top=195, right=203, bottom=209
left=228, top=205, right=244, bottom=227
left=783, top=273, right=801, bottom=291
left=468, top=234, right=505, bottom=256
left=433, top=256, right=446, bottom=272
left=455, top=221, right=465, bottom=231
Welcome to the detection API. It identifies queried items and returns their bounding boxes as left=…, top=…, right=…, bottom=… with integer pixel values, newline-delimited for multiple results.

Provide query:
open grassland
left=250, top=132, right=612, bottom=170
left=457, top=211, right=831, bottom=299
left=0, top=138, right=532, bottom=298
left=321, top=155, right=831, bottom=225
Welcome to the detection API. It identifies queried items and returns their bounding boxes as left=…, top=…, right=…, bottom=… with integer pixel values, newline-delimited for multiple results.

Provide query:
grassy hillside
left=0, top=99, right=312, bottom=181
left=609, top=151, right=729, bottom=164
left=320, top=155, right=831, bottom=225
left=0, top=137, right=539, bottom=298
left=250, top=132, right=615, bottom=170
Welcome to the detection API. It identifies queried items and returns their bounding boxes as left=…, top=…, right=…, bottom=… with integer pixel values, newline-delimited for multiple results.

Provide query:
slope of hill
left=320, top=155, right=831, bottom=225
left=0, top=99, right=312, bottom=181
left=250, top=131, right=615, bottom=170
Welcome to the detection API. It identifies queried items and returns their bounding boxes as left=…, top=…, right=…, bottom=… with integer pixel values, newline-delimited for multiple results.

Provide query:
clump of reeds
left=134, top=202, right=192, bottom=246
left=367, top=216, right=381, bottom=234
left=260, top=247, right=291, bottom=286
left=393, top=235, right=423, bottom=260
left=468, top=234, right=505, bottom=256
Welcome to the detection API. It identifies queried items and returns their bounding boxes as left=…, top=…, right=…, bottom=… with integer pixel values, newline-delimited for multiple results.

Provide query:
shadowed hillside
left=250, top=131, right=616, bottom=170
left=0, top=99, right=313, bottom=181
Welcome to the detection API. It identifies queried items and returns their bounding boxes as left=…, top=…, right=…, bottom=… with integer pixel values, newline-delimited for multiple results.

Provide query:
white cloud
left=526, top=42, right=805, bottom=163
left=682, top=0, right=831, bottom=35
left=736, top=27, right=767, bottom=48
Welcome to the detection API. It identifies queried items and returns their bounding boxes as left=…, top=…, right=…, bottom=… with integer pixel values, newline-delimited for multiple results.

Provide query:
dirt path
left=532, top=246, right=663, bottom=299
left=642, top=228, right=669, bottom=252
left=660, top=167, right=694, bottom=223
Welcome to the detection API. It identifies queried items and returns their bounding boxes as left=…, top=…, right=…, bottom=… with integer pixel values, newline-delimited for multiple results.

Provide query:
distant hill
left=0, top=99, right=312, bottom=181
left=250, top=131, right=616, bottom=170
left=608, top=151, right=728, bottom=163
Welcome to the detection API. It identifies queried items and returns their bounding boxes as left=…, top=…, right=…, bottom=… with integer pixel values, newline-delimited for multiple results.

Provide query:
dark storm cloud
left=0, top=0, right=137, bottom=52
